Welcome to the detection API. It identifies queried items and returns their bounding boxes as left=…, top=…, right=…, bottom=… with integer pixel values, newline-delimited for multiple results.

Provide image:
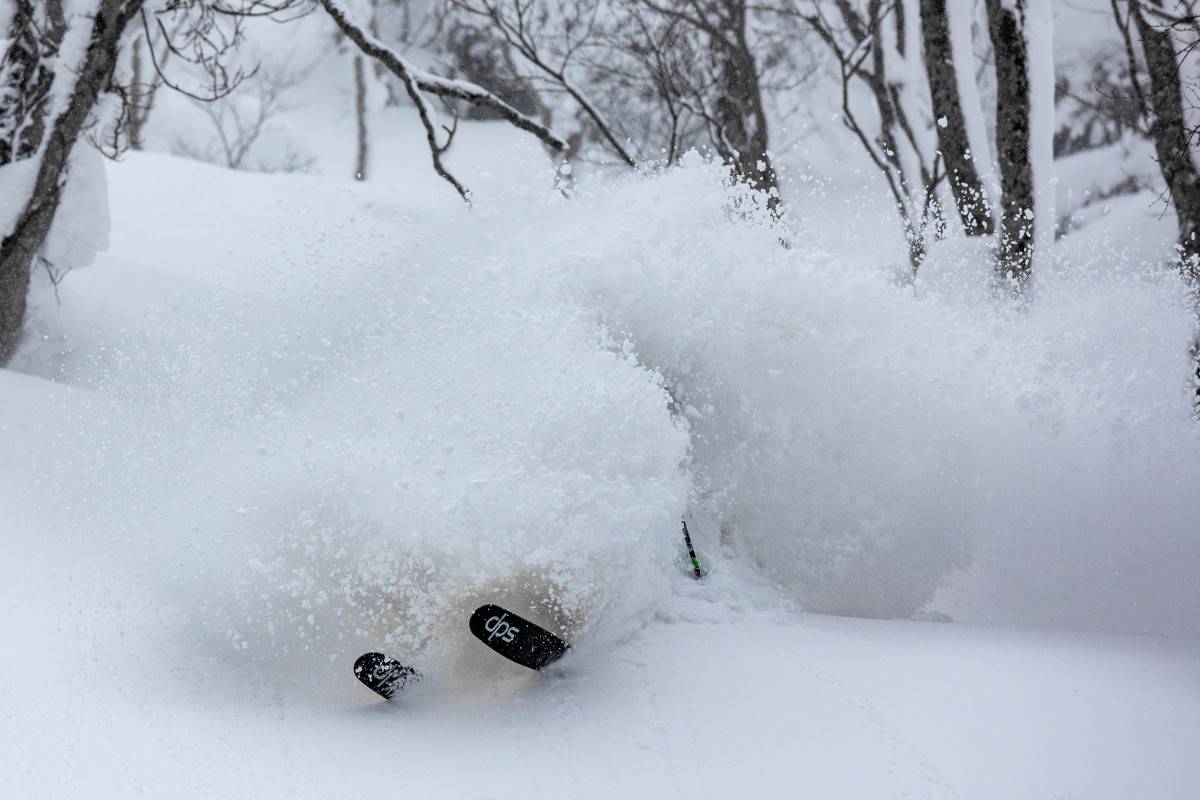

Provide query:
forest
left=2, top=1, right=1199, bottom=798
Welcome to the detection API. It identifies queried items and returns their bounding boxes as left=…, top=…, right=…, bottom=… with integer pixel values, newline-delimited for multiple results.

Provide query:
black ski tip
left=468, top=604, right=570, bottom=671
left=354, top=652, right=421, bottom=700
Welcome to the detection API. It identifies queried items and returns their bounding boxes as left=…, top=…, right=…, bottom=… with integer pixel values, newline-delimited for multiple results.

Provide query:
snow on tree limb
left=410, top=72, right=568, bottom=153
left=317, top=0, right=565, bottom=202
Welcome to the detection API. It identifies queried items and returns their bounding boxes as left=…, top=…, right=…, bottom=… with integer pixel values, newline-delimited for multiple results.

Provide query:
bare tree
left=318, top=0, right=568, bottom=201
left=1116, top=1, right=1200, bottom=268
left=444, top=0, right=805, bottom=214
left=1, top=0, right=144, bottom=362
left=0, top=0, right=67, bottom=166
left=0, top=0, right=571, bottom=361
left=589, top=4, right=708, bottom=166
left=1112, top=0, right=1200, bottom=410
left=354, top=52, right=369, bottom=179
left=638, top=0, right=782, bottom=213
left=173, top=62, right=315, bottom=173
left=919, top=0, right=993, bottom=237
left=798, top=0, right=946, bottom=272
left=0, top=0, right=311, bottom=362
left=126, top=33, right=157, bottom=150
left=448, top=0, right=640, bottom=168
left=439, top=16, right=545, bottom=123
left=984, top=0, right=1037, bottom=292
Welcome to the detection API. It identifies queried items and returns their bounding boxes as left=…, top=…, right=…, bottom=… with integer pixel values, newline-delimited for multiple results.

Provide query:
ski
left=468, top=603, right=570, bottom=671
left=354, top=652, right=421, bottom=700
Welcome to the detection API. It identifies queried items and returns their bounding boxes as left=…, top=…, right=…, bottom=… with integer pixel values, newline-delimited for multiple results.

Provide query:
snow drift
left=11, top=145, right=1200, bottom=651
left=11, top=151, right=691, bottom=684
left=457, top=156, right=1200, bottom=635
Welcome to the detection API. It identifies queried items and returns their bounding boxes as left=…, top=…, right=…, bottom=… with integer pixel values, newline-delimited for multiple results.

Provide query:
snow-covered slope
left=3, top=140, right=1199, bottom=798
left=3, top=513, right=1197, bottom=799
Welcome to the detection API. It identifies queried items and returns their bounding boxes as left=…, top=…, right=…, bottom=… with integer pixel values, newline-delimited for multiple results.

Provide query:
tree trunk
left=920, top=0, right=993, bottom=236
left=127, top=33, right=155, bottom=151
left=354, top=54, right=369, bottom=180
left=1125, top=1, right=1200, bottom=413
left=709, top=1, right=780, bottom=214
left=1130, top=0, right=1200, bottom=273
left=0, top=0, right=142, bottom=363
left=985, top=0, right=1035, bottom=292
left=0, top=0, right=66, bottom=166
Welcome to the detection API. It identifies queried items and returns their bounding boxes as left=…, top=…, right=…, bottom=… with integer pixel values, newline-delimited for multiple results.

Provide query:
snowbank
left=11, top=144, right=1200, bottom=650
left=12, top=152, right=690, bottom=686
left=454, top=157, right=1200, bottom=635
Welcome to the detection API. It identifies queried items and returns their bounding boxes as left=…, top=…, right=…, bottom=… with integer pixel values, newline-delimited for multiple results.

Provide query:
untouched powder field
left=3, top=141, right=1200, bottom=798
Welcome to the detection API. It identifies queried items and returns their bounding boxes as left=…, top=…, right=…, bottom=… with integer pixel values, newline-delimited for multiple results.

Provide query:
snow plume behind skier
left=28, top=156, right=1200, bottom=699
left=142, top=232, right=694, bottom=692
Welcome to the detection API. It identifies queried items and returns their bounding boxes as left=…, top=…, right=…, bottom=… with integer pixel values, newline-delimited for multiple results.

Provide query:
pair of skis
left=355, top=523, right=704, bottom=700
left=353, top=603, right=570, bottom=700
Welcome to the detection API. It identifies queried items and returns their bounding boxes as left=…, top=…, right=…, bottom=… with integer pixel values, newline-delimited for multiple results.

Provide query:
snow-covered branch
left=318, top=0, right=565, bottom=202
left=411, top=71, right=567, bottom=152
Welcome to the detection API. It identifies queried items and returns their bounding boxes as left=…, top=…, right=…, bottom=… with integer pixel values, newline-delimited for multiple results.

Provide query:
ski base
left=354, top=652, right=421, bottom=700
left=468, top=604, right=570, bottom=671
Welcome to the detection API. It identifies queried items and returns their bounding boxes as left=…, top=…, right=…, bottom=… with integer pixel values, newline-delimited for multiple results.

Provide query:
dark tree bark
left=353, top=53, right=368, bottom=180
left=985, top=0, right=1035, bottom=292
left=0, top=0, right=67, bottom=165
left=632, top=0, right=779, bottom=210
left=0, top=0, right=144, bottom=362
left=126, top=33, right=159, bottom=151
left=1125, top=0, right=1200, bottom=412
left=129, top=35, right=147, bottom=150
left=706, top=0, right=779, bottom=214
left=1130, top=0, right=1200, bottom=272
left=920, top=0, right=993, bottom=236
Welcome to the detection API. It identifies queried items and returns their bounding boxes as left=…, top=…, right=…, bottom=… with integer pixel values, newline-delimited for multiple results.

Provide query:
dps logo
left=484, top=612, right=521, bottom=643
left=470, top=603, right=569, bottom=671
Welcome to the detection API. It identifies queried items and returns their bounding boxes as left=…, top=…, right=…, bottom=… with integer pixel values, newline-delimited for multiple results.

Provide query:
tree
left=449, top=0, right=798, bottom=213
left=1117, top=1, right=1200, bottom=269
left=1, top=0, right=293, bottom=362
left=448, top=0, right=640, bottom=168
left=919, top=0, right=993, bottom=237
left=1, top=0, right=142, bottom=362
left=0, top=0, right=67, bottom=166
left=984, top=0, right=1035, bottom=291
left=0, top=0, right=569, bottom=362
left=1112, top=0, right=1200, bottom=410
left=318, top=0, right=568, bottom=201
left=172, top=62, right=316, bottom=173
left=983, top=0, right=1053, bottom=295
left=639, top=0, right=782, bottom=214
left=799, top=0, right=947, bottom=272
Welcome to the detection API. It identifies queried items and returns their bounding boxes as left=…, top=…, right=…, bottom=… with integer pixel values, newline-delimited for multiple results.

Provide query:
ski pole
left=681, top=520, right=702, bottom=579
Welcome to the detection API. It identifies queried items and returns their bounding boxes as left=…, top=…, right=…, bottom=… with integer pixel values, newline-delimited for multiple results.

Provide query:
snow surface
left=3, top=524, right=1198, bottom=799
left=4, top=108, right=1200, bottom=795
left=5, top=0, right=1200, bottom=791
